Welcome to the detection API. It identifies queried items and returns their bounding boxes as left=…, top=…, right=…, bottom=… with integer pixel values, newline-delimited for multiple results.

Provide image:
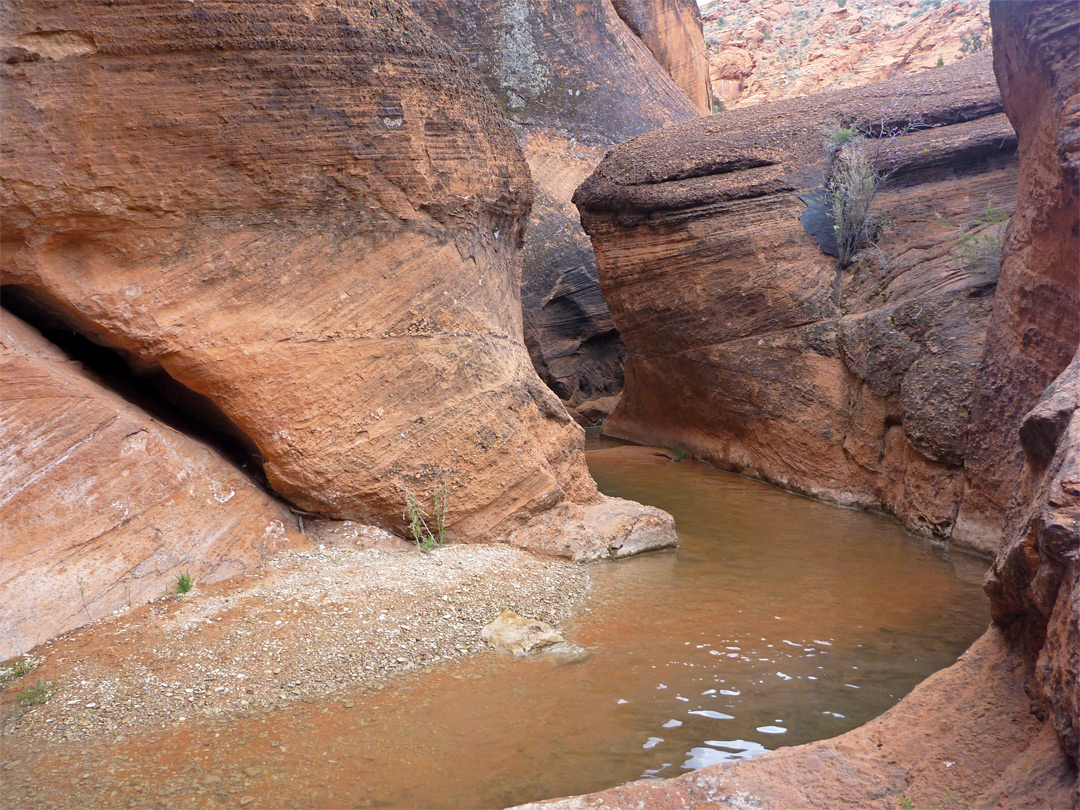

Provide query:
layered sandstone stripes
left=576, top=52, right=1017, bottom=545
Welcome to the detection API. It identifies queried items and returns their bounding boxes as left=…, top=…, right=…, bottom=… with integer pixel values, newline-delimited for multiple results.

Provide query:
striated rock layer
left=409, top=0, right=706, bottom=419
left=613, top=0, right=713, bottom=115
left=954, top=0, right=1080, bottom=550
left=576, top=52, right=1017, bottom=545
left=0, top=0, right=675, bottom=558
left=0, top=311, right=306, bottom=657
left=981, top=0, right=1079, bottom=774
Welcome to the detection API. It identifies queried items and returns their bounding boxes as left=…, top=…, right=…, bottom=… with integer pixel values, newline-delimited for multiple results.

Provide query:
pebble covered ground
left=0, top=543, right=590, bottom=746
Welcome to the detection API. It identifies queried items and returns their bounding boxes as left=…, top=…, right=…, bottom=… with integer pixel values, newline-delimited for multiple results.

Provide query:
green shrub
left=960, top=30, right=986, bottom=53
left=824, top=113, right=933, bottom=267
left=828, top=137, right=881, bottom=266
left=669, top=444, right=688, bottom=462
left=404, top=487, right=449, bottom=552
left=0, top=656, right=37, bottom=686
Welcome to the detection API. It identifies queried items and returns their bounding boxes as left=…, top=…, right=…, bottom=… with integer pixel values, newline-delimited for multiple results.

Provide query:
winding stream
left=10, top=444, right=989, bottom=809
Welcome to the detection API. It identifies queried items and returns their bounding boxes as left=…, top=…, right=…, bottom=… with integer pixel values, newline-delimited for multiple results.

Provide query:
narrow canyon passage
left=3, top=444, right=988, bottom=809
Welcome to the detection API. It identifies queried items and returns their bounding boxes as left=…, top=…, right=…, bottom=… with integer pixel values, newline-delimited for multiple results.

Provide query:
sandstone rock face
left=704, top=0, right=991, bottom=108
left=0, top=0, right=675, bottom=557
left=981, top=0, right=1080, bottom=773
left=986, top=354, right=1080, bottom=767
left=576, top=53, right=1017, bottom=543
left=954, top=0, right=1080, bottom=550
left=410, top=0, right=705, bottom=419
left=0, top=312, right=306, bottom=657
left=613, top=0, right=713, bottom=115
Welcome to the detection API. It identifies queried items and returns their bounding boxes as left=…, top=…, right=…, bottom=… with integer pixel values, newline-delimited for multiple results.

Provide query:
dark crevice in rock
left=799, top=186, right=839, bottom=259
left=1, top=288, right=272, bottom=493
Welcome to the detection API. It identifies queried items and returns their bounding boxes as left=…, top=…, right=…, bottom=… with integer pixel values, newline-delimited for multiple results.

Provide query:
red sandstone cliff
left=409, top=0, right=707, bottom=421
left=576, top=52, right=1016, bottom=547
left=955, top=0, right=1080, bottom=550
left=0, top=0, right=676, bottom=606
left=0, top=311, right=307, bottom=656
left=614, top=0, right=713, bottom=115
left=981, top=0, right=1079, bottom=773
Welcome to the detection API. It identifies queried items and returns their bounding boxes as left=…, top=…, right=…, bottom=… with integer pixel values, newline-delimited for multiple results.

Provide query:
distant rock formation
left=0, top=312, right=306, bottom=656
left=704, top=0, right=992, bottom=108
left=0, top=0, right=675, bottom=572
left=613, top=0, right=713, bottom=114
left=576, top=52, right=1016, bottom=547
left=410, top=0, right=706, bottom=421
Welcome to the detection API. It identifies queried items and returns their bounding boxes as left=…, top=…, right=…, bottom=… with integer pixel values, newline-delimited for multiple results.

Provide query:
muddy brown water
left=6, top=445, right=989, bottom=809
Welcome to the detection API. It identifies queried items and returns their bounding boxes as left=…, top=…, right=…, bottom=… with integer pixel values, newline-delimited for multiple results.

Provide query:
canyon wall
left=576, top=52, right=1017, bottom=546
left=410, top=0, right=706, bottom=420
left=955, top=0, right=1080, bottom=550
left=981, top=0, right=1079, bottom=771
left=0, top=311, right=306, bottom=656
left=613, top=0, right=713, bottom=115
left=530, top=2, right=1078, bottom=805
left=0, top=0, right=676, bottom=585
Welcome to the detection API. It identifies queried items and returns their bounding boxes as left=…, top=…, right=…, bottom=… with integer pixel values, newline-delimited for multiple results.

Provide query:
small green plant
left=174, top=571, right=193, bottom=595
left=17, top=678, right=53, bottom=707
left=669, top=444, right=688, bottom=462
left=824, top=112, right=932, bottom=267
left=956, top=202, right=1010, bottom=275
left=837, top=0, right=847, bottom=7
left=960, top=30, right=987, bottom=53
left=936, top=56, right=945, bottom=67
left=899, top=794, right=967, bottom=810
left=0, top=656, right=38, bottom=686
left=404, top=486, right=449, bottom=552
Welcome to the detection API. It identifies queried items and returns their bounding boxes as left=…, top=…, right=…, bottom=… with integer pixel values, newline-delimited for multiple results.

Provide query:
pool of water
left=10, top=445, right=989, bottom=809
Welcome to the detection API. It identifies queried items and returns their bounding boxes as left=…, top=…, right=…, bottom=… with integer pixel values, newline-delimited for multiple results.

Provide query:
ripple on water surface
left=15, top=443, right=990, bottom=809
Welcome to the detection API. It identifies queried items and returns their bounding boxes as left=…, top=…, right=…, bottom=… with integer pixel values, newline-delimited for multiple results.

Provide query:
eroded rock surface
left=536, top=4, right=1079, bottom=806
left=981, top=0, right=1080, bottom=774
left=410, top=0, right=706, bottom=418
left=0, top=0, right=675, bottom=557
left=576, top=53, right=1016, bottom=544
left=0, top=312, right=306, bottom=657
left=704, top=0, right=991, bottom=108
left=613, top=0, right=713, bottom=115
left=954, top=0, right=1080, bottom=550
